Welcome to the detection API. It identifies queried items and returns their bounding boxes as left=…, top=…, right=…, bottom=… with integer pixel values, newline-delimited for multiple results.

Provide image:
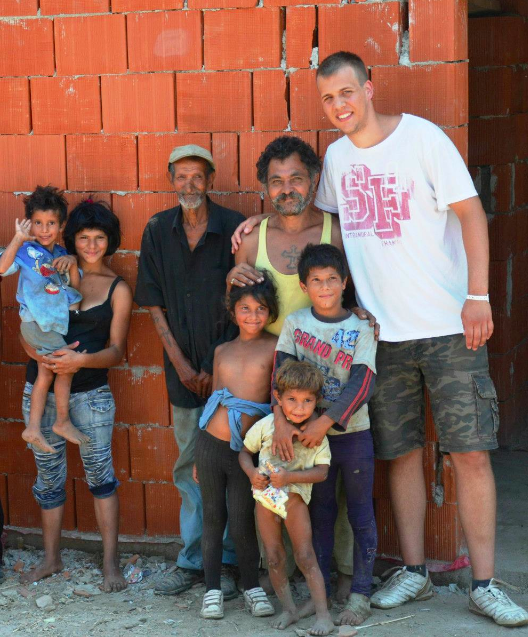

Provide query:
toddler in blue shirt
left=0, top=186, right=87, bottom=453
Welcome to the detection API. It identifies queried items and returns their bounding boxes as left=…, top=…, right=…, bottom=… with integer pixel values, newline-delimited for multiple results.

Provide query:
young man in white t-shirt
left=312, top=50, right=527, bottom=628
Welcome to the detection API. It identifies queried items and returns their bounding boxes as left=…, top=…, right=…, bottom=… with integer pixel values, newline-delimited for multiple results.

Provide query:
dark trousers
left=195, top=429, right=260, bottom=592
left=310, top=429, right=377, bottom=597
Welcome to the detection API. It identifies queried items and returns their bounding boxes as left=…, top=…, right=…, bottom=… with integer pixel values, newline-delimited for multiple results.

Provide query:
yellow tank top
left=255, top=212, right=333, bottom=336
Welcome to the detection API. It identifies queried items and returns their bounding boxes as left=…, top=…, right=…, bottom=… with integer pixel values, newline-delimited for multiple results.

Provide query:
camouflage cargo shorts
left=370, top=334, right=499, bottom=459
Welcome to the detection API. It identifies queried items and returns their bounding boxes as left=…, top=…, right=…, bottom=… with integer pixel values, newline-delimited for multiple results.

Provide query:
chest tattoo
left=282, top=246, right=302, bottom=271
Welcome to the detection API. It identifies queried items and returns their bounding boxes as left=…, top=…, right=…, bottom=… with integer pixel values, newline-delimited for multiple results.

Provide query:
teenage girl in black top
left=20, top=200, right=132, bottom=593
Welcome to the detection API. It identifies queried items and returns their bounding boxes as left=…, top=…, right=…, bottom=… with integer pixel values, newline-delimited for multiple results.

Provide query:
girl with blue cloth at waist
left=193, top=272, right=278, bottom=621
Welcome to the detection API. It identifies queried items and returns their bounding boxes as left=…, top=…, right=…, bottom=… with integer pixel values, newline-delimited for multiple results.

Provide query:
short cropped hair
left=298, top=243, right=347, bottom=284
left=227, top=270, right=279, bottom=325
left=317, top=51, right=368, bottom=86
left=256, top=136, right=321, bottom=185
left=24, top=185, right=68, bottom=224
left=275, top=359, right=325, bottom=398
left=168, top=157, right=214, bottom=181
left=63, top=200, right=121, bottom=256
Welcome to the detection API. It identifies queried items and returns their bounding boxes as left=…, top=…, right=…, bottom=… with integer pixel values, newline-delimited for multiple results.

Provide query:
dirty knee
left=294, top=548, right=318, bottom=573
left=267, top=547, right=287, bottom=570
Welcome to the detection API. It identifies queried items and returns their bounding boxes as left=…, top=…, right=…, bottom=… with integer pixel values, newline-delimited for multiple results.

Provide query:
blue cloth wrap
left=198, top=388, right=271, bottom=452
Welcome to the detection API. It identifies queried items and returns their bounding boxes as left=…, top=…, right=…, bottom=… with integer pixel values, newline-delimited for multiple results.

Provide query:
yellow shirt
left=255, top=212, right=333, bottom=336
left=244, top=413, right=331, bottom=505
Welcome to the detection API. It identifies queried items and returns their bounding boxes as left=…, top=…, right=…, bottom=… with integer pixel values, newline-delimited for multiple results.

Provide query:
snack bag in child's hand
left=252, top=460, right=289, bottom=519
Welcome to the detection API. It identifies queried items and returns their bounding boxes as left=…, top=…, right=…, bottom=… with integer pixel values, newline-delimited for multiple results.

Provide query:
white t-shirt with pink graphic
left=315, top=114, right=478, bottom=343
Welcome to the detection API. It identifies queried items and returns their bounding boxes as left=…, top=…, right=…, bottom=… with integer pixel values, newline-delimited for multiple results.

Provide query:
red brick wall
left=468, top=8, right=528, bottom=450
left=0, top=0, right=472, bottom=560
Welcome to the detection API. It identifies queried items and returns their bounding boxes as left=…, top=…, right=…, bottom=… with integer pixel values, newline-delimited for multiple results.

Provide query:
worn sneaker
left=370, top=567, right=433, bottom=609
left=220, top=565, right=239, bottom=600
left=154, top=567, right=203, bottom=595
left=243, top=586, right=275, bottom=617
left=469, top=579, right=528, bottom=627
left=201, top=589, right=224, bottom=619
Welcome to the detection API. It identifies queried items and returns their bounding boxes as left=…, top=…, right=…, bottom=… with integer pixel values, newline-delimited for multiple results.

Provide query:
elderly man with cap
left=135, top=145, right=245, bottom=597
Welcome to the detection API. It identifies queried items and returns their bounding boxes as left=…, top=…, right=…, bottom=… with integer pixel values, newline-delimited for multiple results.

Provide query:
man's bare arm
left=226, top=228, right=264, bottom=290
left=231, top=213, right=272, bottom=253
left=450, top=196, right=493, bottom=350
left=147, top=306, right=201, bottom=395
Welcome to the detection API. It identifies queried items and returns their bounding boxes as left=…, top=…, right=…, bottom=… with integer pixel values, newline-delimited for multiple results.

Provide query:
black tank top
left=26, top=276, right=123, bottom=394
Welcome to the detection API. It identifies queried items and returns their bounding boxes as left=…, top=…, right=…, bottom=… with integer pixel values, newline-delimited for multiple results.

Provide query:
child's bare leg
left=284, top=495, right=334, bottom=637
left=256, top=503, right=299, bottom=630
left=22, top=363, right=57, bottom=454
left=52, top=373, right=89, bottom=445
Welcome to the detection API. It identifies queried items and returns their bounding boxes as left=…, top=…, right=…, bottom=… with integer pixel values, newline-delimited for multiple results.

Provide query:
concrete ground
left=1, top=449, right=526, bottom=636
left=0, top=549, right=527, bottom=637
left=491, top=450, right=528, bottom=589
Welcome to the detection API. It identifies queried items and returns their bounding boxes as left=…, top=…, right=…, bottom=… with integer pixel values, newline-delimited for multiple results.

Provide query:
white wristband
left=466, top=294, right=489, bottom=302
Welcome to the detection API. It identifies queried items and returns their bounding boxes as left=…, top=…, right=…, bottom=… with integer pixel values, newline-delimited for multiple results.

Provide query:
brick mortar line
left=0, top=57, right=474, bottom=81
left=1, top=0, right=407, bottom=20
left=469, top=114, right=524, bottom=120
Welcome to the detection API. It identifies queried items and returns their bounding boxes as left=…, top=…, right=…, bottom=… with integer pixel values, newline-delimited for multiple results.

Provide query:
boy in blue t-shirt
left=272, top=243, right=378, bottom=627
left=0, top=186, right=87, bottom=454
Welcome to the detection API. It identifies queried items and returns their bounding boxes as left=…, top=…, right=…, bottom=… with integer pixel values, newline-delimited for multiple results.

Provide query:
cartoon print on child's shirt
left=322, top=376, right=341, bottom=401
left=27, top=245, right=68, bottom=296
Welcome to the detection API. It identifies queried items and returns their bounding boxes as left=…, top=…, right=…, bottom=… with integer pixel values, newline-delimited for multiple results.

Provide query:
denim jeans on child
left=22, top=382, right=119, bottom=509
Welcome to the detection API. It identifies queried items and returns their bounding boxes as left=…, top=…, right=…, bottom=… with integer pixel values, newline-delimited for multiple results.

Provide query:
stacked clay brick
left=0, top=0, right=522, bottom=563
left=468, top=5, right=528, bottom=451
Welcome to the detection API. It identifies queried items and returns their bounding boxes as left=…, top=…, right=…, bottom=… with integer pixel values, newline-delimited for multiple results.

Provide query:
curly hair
left=256, top=136, right=321, bottom=185
left=227, top=270, right=279, bottom=326
left=275, top=359, right=325, bottom=398
left=63, top=200, right=121, bottom=256
left=24, top=185, right=68, bottom=224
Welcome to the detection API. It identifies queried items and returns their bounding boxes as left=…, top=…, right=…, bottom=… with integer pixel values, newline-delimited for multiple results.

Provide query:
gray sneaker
left=154, top=568, right=203, bottom=595
left=220, top=565, right=239, bottom=600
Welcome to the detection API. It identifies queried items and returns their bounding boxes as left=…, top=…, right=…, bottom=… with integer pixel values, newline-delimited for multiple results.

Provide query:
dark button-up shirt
left=134, top=198, right=245, bottom=408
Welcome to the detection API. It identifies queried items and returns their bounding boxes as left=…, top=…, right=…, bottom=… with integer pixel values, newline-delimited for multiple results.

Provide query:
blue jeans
left=172, top=405, right=237, bottom=571
left=22, top=382, right=119, bottom=509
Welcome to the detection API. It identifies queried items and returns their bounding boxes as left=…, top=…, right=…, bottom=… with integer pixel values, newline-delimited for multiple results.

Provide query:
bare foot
left=298, top=597, right=331, bottom=619
left=270, top=609, right=299, bottom=630
left=336, top=593, right=371, bottom=626
left=298, top=598, right=316, bottom=619
left=102, top=562, right=127, bottom=593
left=20, top=558, right=63, bottom=584
left=308, top=615, right=334, bottom=636
left=52, top=420, right=90, bottom=446
left=336, top=570, right=352, bottom=604
left=22, top=428, right=57, bottom=454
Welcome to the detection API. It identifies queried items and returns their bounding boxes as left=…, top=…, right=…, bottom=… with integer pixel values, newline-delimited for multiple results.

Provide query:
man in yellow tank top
left=227, top=136, right=373, bottom=603
left=227, top=137, right=350, bottom=336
